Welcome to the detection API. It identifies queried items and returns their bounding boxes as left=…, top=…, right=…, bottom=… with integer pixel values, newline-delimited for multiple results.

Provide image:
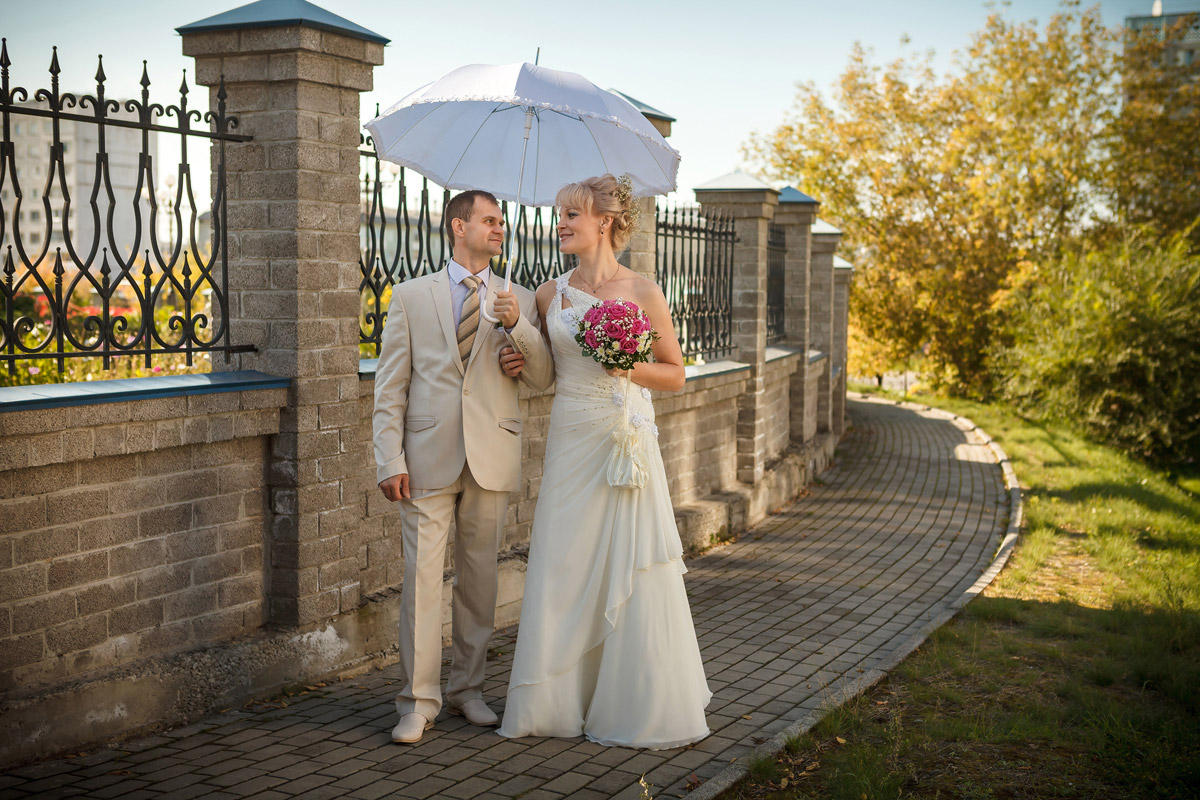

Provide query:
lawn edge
left=682, top=394, right=1024, bottom=800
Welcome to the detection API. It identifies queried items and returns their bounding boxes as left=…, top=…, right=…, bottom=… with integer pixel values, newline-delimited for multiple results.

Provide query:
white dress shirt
left=447, top=259, right=492, bottom=328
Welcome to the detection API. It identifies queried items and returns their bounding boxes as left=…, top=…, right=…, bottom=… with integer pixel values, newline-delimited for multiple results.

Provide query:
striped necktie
left=457, top=274, right=481, bottom=364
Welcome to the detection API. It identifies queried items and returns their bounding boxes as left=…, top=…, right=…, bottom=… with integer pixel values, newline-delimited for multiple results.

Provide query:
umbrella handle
left=480, top=297, right=502, bottom=325
left=481, top=107, right=532, bottom=325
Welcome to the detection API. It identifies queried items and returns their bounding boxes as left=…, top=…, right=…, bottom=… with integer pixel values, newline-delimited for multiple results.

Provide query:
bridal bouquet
left=574, top=298, right=658, bottom=371
left=575, top=299, right=659, bottom=490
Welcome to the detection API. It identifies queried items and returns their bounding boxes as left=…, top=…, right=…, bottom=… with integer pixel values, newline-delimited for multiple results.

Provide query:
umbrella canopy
left=363, top=62, right=680, bottom=207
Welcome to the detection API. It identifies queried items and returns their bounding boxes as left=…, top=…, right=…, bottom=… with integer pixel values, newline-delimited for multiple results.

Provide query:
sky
left=2, top=0, right=1193, bottom=204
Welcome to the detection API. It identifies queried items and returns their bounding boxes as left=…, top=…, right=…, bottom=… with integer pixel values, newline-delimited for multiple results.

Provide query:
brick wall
left=0, top=388, right=284, bottom=694
left=803, top=357, right=826, bottom=443
left=656, top=367, right=746, bottom=504
left=763, top=353, right=800, bottom=462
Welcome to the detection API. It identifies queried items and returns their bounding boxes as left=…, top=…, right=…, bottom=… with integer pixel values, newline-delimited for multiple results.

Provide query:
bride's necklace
left=574, top=266, right=620, bottom=294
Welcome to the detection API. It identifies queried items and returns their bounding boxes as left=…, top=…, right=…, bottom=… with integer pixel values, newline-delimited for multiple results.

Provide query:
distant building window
left=30, top=210, right=40, bottom=222
left=30, top=232, right=41, bottom=244
left=13, top=123, right=20, bottom=136
left=1186, top=49, right=1195, bottom=66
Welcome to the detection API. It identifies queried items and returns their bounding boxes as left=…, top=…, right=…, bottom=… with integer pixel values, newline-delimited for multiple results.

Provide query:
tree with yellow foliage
left=747, top=3, right=1198, bottom=397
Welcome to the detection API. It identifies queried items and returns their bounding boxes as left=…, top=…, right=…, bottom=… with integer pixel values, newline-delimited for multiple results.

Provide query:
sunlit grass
left=723, top=388, right=1200, bottom=800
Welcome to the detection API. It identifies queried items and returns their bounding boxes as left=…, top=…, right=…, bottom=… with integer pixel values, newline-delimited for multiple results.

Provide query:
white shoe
left=391, top=712, right=433, bottom=744
left=446, top=698, right=499, bottom=727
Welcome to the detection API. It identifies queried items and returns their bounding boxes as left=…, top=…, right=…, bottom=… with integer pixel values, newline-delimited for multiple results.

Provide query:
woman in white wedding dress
left=497, top=175, right=711, bottom=749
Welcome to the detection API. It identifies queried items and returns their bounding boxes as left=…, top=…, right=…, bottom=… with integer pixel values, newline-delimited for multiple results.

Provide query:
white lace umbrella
left=364, top=62, right=680, bottom=319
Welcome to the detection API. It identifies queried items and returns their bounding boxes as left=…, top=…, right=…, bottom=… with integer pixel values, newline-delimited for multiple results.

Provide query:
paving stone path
left=0, top=396, right=1014, bottom=800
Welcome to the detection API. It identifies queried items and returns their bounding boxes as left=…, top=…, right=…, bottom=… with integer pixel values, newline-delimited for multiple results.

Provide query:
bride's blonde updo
left=555, top=173, right=639, bottom=253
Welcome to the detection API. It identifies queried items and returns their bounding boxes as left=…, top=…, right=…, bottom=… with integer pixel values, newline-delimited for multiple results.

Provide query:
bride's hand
left=500, top=345, right=525, bottom=378
left=605, top=366, right=631, bottom=379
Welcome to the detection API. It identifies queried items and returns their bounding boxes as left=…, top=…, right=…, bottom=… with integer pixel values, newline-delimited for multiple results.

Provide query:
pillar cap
left=813, top=217, right=842, bottom=235
left=178, top=0, right=389, bottom=44
left=779, top=186, right=818, bottom=205
left=834, top=255, right=854, bottom=270
left=694, top=169, right=777, bottom=193
left=608, top=89, right=675, bottom=123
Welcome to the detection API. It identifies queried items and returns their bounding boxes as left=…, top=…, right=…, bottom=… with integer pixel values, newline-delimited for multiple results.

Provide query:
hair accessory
left=615, top=174, right=640, bottom=229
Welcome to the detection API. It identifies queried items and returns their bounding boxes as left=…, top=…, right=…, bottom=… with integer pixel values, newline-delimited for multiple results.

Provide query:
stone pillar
left=695, top=171, right=779, bottom=485
left=833, top=258, right=854, bottom=437
left=180, top=7, right=387, bottom=626
left=623, top=195, right=657, bottom=281
left=620, top=104, right=673, bottom=283
left=810, top=220, right=843, bottom=434
left=773, top=187, right=819, bottom=444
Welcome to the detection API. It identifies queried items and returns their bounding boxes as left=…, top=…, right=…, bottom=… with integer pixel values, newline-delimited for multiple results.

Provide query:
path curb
left=680, top=395, right=1023, bottom=800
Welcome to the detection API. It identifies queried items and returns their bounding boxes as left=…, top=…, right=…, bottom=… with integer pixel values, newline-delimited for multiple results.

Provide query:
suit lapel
left=465, top=273, right=498, bottom=370
left=431, top=271, right=465, bottom=378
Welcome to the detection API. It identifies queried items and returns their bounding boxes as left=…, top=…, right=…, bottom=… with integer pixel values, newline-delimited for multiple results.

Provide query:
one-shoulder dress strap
left=555, top=271, right=571, bottom=298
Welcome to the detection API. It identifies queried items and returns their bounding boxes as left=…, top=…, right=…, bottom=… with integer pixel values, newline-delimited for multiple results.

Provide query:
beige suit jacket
left=373, top=269, right=554, bottom=492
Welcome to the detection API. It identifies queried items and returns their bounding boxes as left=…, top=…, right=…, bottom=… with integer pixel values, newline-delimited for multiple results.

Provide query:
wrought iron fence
left=767, top=222, right=786, bottom=346
left=0, top=41, right=254, bottom=379
left=358, top=141, right=570, bottom=357
left=655, top=202, right=736, bottom=362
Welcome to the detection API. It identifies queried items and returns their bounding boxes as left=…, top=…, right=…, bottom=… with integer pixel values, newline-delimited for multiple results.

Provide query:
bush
left=994, top=231, right=1200, bottom=467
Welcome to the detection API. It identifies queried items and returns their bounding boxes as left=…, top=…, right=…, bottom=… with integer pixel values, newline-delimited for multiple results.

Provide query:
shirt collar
left=448, top=259, right=491, bottom=288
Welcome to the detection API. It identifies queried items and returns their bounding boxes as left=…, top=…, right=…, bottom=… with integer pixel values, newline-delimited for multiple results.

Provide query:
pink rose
left=603, top=321, right=624, bottom=339
left=608, top=302, right=629, bottom=319
left=584, top=330, right=599, bottom=349
left=583, top=307, right=602, bottom=325
left=621, top=338, right=638, bottom=354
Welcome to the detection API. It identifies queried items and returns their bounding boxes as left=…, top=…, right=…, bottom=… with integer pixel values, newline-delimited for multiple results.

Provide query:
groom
left=373, top=189, right=554, bottom=744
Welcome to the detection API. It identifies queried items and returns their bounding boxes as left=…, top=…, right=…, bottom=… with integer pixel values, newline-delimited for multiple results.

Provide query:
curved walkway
left=0, top=396, right=1016, bottom=800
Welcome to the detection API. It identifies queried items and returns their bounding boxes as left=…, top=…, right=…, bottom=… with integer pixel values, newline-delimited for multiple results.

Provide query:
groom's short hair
left=446, top=190, right=501, bottom=236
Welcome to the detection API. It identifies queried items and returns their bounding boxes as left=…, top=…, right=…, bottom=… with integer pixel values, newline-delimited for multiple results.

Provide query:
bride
left=496, top=174, right=711, bottom=749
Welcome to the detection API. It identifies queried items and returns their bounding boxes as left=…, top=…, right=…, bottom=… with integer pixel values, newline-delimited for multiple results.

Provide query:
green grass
left=723, top=387, right=1200, bottom=800
left=1176, top=472, right=1200, bottom=497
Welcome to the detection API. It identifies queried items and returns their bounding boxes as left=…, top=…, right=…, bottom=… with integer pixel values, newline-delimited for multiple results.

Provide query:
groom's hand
left=499, top=345, right=525, bottom=378
left=493, top=290, right=520, bottom=328
left=379, top=473, right=410, bottom=502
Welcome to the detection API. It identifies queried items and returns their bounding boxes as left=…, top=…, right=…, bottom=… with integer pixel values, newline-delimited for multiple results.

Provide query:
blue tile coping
left=0, top=371, right=292, bottom=413
left=359, top=352, right=807, bottom=384
left=359, top=357, right=758, bottom=383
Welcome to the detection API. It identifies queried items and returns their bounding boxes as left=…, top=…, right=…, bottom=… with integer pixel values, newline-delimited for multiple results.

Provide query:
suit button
left=463, top=389, right=471, bottom=396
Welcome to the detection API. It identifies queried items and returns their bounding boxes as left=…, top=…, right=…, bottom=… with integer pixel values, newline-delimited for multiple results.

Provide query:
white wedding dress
left=498, top=272, right=711, bottom=749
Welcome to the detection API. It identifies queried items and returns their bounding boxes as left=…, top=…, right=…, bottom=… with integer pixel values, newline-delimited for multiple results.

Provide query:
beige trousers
left=395, top=462, right=508, bottom=721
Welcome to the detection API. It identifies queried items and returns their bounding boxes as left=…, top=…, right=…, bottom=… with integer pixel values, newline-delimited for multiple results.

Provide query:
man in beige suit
left=374, top=190, right=554, bottom=744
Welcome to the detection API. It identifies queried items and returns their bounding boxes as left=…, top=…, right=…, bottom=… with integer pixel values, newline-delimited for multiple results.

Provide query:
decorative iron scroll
left=767, top=222, right=786, bottom=346
left=0, top=40, right=254, bottom=378
left=656, top=202, right=736, bottom=362
left=358, top=139, right=569, bottom=358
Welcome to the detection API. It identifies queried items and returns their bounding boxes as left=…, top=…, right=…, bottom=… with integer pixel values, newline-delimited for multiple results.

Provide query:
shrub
left=994, top=230, right=1200, bottom=467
